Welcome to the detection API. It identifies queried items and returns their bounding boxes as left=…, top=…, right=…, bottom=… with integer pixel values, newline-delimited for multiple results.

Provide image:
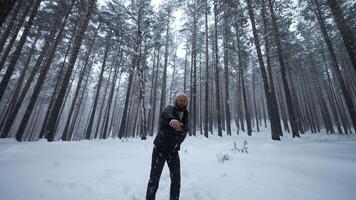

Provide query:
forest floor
left=1, top=127, right=356, bottom=200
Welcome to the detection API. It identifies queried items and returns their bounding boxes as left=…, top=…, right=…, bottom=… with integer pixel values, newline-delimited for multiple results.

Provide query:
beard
left=175, top=101, right=187, bottom=112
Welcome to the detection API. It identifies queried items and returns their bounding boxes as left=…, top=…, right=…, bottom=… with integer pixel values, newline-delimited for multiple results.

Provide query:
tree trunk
left=69, top=57, right=96, bottom=140
left=38, top=28, right=76, bottom=139
left=0, top=0, right=43, bottom=102
left=102, top=50, right=123, bottom=139
left=0, top=28, right=55, bottom=139
left=261, top=0, right=283, bottom=136
left=0, top=0, right=17, bottom=28
left=0, top=0, right=24, bottom=54
left=149, top=48, right=160, bottom=136
left=214, top=0, right=222, bottom=137
left=0, top=0, right=31, bottom=71
left=235, top=11, right=252, bottom=136
left=252, top=65, right=259, bottom=132
left=312, top=0, right=356, bottom=133
left=326, top=0, right=356, bottom=72
left=15, top=0, right=75, bottom=141
left=61, top=22, right=100, bottom=141
left=159, top=16, right=170, bottom=115
left=95, top=63, right=113, bottom=139
left=204, top=0, right=209, bottom=138
left=223, top=0, right=232, bottom=136
left=246, top=0, right=280, bottom=140
left=43, top=0, right=97, bottom=141
left=139, top=43, right=148, bottom=140
left=0, top=31, right=39, bottom=136
left=267, top=0, right=299, bottom=137
left=147, top=47, right=156, bottom=136
left=85, top=31, right=111, bottom=139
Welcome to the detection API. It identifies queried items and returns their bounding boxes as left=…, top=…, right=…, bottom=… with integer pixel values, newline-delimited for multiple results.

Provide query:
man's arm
left=160, top=106, right=176, bottom=126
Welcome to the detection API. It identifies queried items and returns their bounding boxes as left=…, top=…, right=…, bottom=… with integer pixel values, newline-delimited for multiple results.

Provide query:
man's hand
left=169, top=119, right=183, bottom=132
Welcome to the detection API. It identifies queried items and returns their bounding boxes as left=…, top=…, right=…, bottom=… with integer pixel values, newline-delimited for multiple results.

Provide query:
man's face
left=176, top=95, right=188, bottom=110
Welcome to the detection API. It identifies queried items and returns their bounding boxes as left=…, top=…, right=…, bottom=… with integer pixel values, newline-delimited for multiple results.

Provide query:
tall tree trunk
left=252, top=65, right=260, bottom=132
left=69, top=58, right=96, bottom=140
left=85, top=31, right=111, bottom=139
left=312, top=0, right=356, bottom=133
left=223, top=0, right=232, bottom=136
left=204, top=0, right=209, bottom=138
left=267, top=0, right=299, bottom=137
left=0, top=28, right=55, bottom=139
left=38, top=30, right=76, bottom=139
left=0, top=0, right=32, bottom=71
left=149, top=48, right=160, bottom=136
left=61, top=23, right=100, bottom=141
left=159, top=16, right=170, bottom=115
left=214, top=0, right=222, bottom=137
left=118, top=0, right=145, bottom=138
left=139, top=43, right=148, bottom=139
left=326, top=0, right=356, bottom=72
left=235, top=10, right=252, bottom=136
left=0, top=0, right=17, bottom=28
left=309, top=54, right=334, bottom=133
left=103, top=50, right=122, bottom=139
left=261, top=0, right=283, bottom=136
left=108, top=71, right=122, bottom=137
left=183, top=47, right=188, bottom=93
left=0, top=0, right=24, bottom=54
left=0, top=30, right=39, bottom=131
left=0, top=0, right=43, bottom=102
left=322, top=58, right=343, bottom=134
left=95, top=63, right=113, bottom=139
left=169, top=47, right=177, bottom=104
left=43, top=0, right=97, bottom=141
left=147, top=47, right=156, bottom=136
left=246, top=0, right=280, bottom=140
left=15, top=0, right=75, bottom=141
left=192, top=1, right=197, bottom=136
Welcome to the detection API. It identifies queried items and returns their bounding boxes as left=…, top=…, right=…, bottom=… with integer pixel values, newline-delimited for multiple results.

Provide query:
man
left=146, top=93, right=189, bottom=200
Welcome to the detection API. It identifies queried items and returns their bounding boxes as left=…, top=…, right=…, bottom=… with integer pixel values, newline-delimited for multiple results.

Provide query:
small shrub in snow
left=217, top=152, right=230, bottom=163
left=231, top=140, right=248, bottom=153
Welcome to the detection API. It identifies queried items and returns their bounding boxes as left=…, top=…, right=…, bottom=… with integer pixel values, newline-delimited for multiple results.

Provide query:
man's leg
left=146, top=147, right=165, bottom=200
left=167, top=152, right=181, bottom=200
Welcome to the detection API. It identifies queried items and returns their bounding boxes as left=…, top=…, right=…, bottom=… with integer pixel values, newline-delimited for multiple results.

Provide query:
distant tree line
left=0, top=0, right=355, bottom=142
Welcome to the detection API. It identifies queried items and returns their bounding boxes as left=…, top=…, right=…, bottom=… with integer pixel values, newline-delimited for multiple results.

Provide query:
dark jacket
left=153, top=105, right=189, bottom=153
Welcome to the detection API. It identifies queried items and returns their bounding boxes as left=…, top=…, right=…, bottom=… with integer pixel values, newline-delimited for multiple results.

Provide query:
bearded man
left=146, top=93, right=189, bottom=200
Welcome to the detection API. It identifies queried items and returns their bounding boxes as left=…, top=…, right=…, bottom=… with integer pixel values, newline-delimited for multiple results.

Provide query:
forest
left=0, top=0, right=355, bottom=142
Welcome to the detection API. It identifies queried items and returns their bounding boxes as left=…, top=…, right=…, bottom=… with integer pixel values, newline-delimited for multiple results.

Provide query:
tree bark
left=0, top=0, right=43, bottom=102
left=204, top=0, right=209, bottom=138
left=267, top=0, right=299, bottom=137
left=0, top=0, right=17, bottom=28
left=326, top=0, right=356, bottom=72
left=0, top=0, right=31, bottom=71
left=15, top=0, right=75, bottom=141
left=0, top=0, right=24, bottom=54
left=246, top=0, right=280, bottom=140
left=312, top=0, right=356, bottom=133
left=0, top=28, right=55, bottom=139
left=43, top=0, right=97, bottom=141
left=223, top=0, right=232, bottom=136
left=61, top=22, right=101, bottom=141
left=214, top=0, right=222, bottom=137
left=261, top=0, right=283, bottom=136
left=159, top=14, right=170, bottom=115
left=85, top=30, right=112, bottom=139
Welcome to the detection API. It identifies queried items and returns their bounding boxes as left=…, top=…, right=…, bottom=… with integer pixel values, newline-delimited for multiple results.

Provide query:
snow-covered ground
left=1, top=128, right=356, bottom=200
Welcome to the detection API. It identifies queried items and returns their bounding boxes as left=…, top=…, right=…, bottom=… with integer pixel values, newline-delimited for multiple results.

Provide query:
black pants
left=146, top=146, right=181, bottom=200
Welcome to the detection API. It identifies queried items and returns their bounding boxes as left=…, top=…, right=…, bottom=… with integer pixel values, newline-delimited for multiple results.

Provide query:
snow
left=1, top=128, right=356, bottom=200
